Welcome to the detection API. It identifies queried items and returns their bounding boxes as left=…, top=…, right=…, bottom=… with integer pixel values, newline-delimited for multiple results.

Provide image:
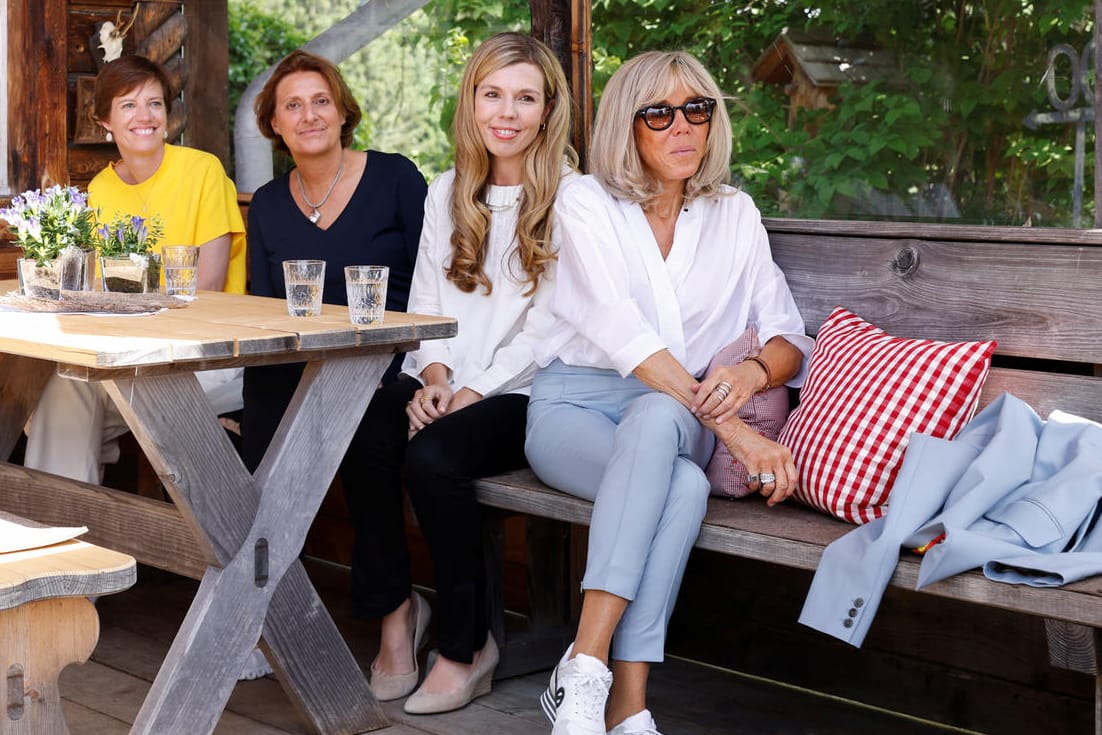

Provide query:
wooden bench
left=0, top=511, right=136, bottom=735
left=475, top=218, right=1102, bottom=735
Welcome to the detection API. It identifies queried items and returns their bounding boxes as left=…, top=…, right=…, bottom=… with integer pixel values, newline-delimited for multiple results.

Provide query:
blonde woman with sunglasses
left=526, top=51, right=814, bottom=735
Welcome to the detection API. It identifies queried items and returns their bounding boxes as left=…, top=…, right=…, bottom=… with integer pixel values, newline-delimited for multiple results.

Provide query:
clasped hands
left=406, top=384, right=482, bottom=436
left=692, top=361, right=797, bottom=506
left=689, top=361, right=765, bottom=424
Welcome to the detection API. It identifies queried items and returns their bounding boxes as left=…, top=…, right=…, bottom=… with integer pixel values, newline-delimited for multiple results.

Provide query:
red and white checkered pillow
left=778, top=307, right=996, bottom=524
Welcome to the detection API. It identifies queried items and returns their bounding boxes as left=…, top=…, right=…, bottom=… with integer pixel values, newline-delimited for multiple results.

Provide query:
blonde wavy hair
left=589, top=51, right=732, bottom=206
left=449, top=32, right=577, bottom=295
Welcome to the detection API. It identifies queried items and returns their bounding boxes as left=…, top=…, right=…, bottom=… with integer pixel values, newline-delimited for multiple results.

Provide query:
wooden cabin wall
left=66, top=0, right=231, bottom=187
left=3, top=0, right=230, bottom=278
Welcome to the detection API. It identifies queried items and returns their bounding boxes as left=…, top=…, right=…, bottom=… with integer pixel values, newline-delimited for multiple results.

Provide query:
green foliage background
left=231, top=0, right=1095, bottom=227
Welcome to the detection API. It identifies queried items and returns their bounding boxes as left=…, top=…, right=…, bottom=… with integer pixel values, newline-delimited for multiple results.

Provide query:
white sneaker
left=608, top=709, right=662, bottom=735
left=541, top=645, right=612, bottom=735
left=239, top=647, right=273, bottom=681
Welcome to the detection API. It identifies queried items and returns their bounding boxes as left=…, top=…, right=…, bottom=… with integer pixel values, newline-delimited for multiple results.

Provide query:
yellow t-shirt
left=89, top=144, right=247, bottom=293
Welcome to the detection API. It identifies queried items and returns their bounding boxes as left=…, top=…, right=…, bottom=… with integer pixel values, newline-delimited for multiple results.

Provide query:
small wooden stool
left=0, top=534, right=136, bottom=735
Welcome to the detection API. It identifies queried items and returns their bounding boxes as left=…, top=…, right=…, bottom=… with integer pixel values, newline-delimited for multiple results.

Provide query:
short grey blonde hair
left=589, top=51, right=732, bottom=205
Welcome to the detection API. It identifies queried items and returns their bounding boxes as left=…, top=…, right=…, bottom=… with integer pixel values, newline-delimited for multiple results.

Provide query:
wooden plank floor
left=60, top=560, right=979, bottom=734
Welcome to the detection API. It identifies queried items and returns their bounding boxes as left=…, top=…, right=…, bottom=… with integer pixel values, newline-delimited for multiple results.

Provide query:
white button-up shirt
left=401, top=169, right=566, bottom=397
left=538, top=175, right=813, bottom=382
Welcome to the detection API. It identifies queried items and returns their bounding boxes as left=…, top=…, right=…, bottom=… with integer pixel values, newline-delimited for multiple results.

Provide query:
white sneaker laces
left=565, top=666, right=611, bottom=724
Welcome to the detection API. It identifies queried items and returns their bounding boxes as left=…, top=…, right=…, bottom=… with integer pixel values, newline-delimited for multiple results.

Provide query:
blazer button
left=848, top=608, right=858, bottom=617
left=843, top=618, right=854, bottom=628
left=854, top=598, right=865, bottom=607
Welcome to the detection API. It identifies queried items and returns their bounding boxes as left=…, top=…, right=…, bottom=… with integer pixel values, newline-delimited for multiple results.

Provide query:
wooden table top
left=0, top=280, right=457, bottom=371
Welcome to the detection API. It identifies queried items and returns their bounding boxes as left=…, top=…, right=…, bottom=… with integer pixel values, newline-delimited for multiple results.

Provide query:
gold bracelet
left=743, top=355, right=773, bottom=392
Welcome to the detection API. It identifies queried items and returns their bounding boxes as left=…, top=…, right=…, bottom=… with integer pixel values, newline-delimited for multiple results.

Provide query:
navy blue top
left=241, top=151, right=426, bottom=472
left=247, top=150, right=427, bottom=311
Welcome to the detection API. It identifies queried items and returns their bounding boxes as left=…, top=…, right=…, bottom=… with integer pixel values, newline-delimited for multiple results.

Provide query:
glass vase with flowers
left=95, top=213, right=165, bottom=293
left=0, top=185, right=97, bottom=298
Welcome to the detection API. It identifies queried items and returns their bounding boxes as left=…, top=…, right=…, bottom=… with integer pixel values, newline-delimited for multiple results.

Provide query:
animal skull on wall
left=97, top=7, right=138, bottom=64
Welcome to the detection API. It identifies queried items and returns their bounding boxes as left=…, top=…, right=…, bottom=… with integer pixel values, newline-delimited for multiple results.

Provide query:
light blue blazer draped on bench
left=799, top=393, right=1102, bottom=647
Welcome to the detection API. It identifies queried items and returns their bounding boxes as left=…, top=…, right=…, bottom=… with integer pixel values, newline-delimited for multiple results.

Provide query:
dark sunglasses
left=635, top=97, right=717, bottom=131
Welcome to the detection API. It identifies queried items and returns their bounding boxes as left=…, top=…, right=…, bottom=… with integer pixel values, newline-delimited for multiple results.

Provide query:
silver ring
left=747, top=474, right=759, bottom=485
left=713, top=381, right=732, bottom=400
left=759, top=472, right=777, bottom=484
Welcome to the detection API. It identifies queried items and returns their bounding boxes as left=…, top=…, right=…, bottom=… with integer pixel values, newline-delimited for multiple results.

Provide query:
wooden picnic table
left=0, top=282, right=457, bottom=735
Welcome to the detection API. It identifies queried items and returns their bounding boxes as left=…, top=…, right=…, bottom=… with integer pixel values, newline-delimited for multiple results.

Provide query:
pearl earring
left=163, top=130, right=168, bottom=140
left=105, top=132, right=113, bottom=142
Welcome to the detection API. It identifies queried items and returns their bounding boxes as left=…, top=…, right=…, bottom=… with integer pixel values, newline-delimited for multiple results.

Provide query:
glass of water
left=161, top=245, right=200, bottom=297
left=282, top=259, right=326, bottom=316
left=345, top=265, right=389, bottom=325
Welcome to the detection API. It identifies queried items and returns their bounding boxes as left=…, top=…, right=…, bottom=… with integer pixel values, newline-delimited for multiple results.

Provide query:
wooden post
left=530, top=0, right=592, bottom=169
left=7, top=0, right=68, bottom=190
left=569, top=0, right=592, bottom=169
left=1095, top=0, right=1102, bottom=380
left=185, top=0, right=231, bottom=167
left=1095, top=672, right=1102, bottom=735
left=1095, top=0, right=1101, bottom=228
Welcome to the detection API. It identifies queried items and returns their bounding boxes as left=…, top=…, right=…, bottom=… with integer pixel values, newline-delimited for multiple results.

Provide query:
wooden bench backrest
left=765, top=218, right=1102, bottom=423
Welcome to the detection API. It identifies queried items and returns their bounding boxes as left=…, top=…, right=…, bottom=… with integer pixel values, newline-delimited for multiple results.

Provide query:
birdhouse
left=751, top=28, right=895, bottom=127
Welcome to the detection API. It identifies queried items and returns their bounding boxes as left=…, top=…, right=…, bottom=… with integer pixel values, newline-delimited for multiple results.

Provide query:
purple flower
left=131, top=216, right=149, bottom=244
left=5, top=186, right=94, bottom=259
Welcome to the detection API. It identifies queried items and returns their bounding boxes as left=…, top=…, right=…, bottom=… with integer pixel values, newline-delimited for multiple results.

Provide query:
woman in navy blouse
left=241, top=50, right=426, bottom=475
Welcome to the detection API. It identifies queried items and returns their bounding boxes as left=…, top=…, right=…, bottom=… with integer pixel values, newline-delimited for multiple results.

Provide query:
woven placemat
left=0, top=290, right=190, bottom=314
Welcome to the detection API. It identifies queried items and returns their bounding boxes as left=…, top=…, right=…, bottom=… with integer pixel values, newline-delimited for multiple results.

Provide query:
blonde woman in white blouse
left=345, top=32, right=576, bottom=716
left=526, top=52, right=814, bottom=735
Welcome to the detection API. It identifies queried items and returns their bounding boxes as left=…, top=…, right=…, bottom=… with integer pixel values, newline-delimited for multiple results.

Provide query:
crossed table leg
left=102, top=351, right=395, bottom=734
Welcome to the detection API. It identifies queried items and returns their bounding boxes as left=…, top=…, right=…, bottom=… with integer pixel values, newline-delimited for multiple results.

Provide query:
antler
left=115, top=3, right=138, bottom=39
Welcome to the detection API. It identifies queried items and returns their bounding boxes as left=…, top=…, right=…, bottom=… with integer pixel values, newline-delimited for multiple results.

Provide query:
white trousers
left=525, top=360, right=713, bottom=662
left=24, top=368, right=243, bottom=485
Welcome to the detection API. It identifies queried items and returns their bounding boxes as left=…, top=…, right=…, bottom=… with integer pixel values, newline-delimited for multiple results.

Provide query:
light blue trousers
left=525, top=360, right=714, bottom=662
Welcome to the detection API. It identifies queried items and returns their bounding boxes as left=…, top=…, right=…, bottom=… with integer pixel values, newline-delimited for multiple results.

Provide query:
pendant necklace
left=118, top=161, right=159, bottom=215
left=297, top=150, right=345, bottom=224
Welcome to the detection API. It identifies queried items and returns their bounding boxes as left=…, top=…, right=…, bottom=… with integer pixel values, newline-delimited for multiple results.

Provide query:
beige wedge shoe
left=368, top=590, right=431, bottom=701
left=403, top=633, right=499, bottom=714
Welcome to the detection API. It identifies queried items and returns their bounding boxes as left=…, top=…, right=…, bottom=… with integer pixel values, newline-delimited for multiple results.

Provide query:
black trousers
left=243, top=364, right=414, bottom=614
left=348, top=383, right=533, bottom=665
left=342, top=377, right=530, bottom=664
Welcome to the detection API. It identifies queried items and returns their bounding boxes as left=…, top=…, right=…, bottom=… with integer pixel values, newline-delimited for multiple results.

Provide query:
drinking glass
left=161, top=245, right=200, bottom=297
left=282, top=259, right=326, bottom=316
left=344, top=265, right=389, bottom=325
